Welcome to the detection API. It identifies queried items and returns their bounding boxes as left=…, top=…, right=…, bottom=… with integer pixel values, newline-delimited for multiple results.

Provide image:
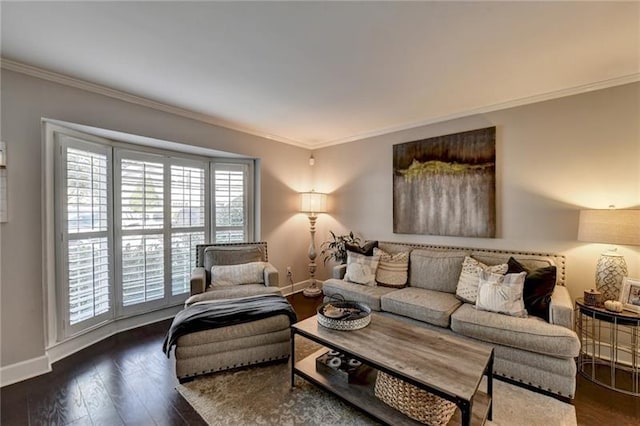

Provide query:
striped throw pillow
left=374, top=248, right=409, bottom=288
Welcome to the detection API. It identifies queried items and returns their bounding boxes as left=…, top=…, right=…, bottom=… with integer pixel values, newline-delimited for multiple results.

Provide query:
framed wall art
left=393, top=127, right=496, bottom=238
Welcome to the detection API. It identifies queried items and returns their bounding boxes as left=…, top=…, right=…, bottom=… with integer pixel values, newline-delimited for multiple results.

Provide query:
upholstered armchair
left=187, top=242, right=281, bottom=305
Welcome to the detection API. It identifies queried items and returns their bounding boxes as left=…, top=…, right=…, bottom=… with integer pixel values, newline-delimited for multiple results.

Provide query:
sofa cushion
left=476, top=270, right=527, bottom=317
left=323, top=278, right=397, bottom=311
left=507, top=257, right=557, bottom=321
left=409, top=249, right=468, bottom=293
left=344, top=251, right=380, bottom=286
left=380, top=288, right=462, bottom=328
left=455, top=256, right=508, bottom=304
left=451, top=303, right=580, bottom=358
left=374, top=248, right=409, bottom=288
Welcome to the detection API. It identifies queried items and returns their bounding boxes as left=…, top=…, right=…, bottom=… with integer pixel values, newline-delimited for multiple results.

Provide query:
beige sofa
left=322, top=242, right=580, bottom=400
left=172, top=242, right=291, bottom=381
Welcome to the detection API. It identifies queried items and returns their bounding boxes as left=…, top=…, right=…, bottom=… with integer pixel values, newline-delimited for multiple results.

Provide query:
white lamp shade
left=578, top=209, right=640, bottom=246
left=300, top=192, right=328, bottom=214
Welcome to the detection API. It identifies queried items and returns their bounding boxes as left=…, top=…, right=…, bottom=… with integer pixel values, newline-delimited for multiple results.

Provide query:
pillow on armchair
left=211, top=262, right=267, bottom=287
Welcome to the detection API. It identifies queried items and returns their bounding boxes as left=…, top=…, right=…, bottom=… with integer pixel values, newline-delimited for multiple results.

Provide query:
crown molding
left=0, top=58, right=310, bottom=149
left=313, top=73, right=640, bottom=149
left=3, top=58, right=637, bottom=150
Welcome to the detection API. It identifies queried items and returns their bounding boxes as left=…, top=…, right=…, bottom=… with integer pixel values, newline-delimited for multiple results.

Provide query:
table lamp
left=300, top=191, right=328, bottom=297
left=578, top=207, right=640, bottom=301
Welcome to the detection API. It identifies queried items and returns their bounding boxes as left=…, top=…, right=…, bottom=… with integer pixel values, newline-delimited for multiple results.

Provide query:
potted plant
left=320, top=231, right=362, bottom=265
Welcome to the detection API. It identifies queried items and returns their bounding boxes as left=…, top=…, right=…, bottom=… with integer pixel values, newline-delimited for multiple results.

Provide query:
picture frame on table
left=619, top=277, right=640, bottom=313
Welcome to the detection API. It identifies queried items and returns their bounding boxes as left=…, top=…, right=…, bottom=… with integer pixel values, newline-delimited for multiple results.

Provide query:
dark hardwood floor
left=2, top=293, right=638, bottom=425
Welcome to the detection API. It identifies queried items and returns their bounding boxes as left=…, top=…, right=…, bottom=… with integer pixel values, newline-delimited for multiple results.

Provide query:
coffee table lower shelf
left=294, top=348, right=491, bottom=426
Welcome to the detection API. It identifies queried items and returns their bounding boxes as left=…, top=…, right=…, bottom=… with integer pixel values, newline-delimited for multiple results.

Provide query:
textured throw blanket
left=162, top=293, right=297, bottom=356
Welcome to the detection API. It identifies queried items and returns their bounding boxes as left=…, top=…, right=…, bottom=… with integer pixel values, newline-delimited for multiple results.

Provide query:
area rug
left=177, top=339, right=576, bottom=426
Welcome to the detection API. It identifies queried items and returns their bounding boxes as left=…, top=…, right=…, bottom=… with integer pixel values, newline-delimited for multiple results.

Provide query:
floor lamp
left=300, top=191, right=328, bottom=297
left=578, top=208, right=640, bottom=301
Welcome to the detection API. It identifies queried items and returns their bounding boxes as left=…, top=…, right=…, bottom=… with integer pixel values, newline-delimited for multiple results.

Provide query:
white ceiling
left=1, top=1, right=639, bottom=148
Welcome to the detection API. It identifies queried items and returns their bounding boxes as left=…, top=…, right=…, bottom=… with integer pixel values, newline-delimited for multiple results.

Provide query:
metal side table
left=575, top=298, right=640, bottom=396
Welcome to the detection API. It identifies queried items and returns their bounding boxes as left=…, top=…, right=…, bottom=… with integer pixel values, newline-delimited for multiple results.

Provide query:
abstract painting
left=393, top=127, right=496, bottom=237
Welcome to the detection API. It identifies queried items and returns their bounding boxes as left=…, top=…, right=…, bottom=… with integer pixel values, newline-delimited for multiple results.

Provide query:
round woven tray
left=317, top=301, right=371, bottom=331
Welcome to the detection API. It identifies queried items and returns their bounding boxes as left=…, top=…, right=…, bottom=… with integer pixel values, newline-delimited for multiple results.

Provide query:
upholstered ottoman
left=174, top=314, right=292, bottom=381
left=164, top=293, right=296, bottom=382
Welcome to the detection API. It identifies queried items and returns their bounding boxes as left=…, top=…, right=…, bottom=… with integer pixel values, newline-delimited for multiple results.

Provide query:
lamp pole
left=303, top=212, right=322, bottom=297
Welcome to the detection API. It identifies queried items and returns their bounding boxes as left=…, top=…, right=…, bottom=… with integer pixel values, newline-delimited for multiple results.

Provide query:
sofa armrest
left=550, top=285, right=574, bottom=330
left=332, top=264, right=347, bottom=279
left=190, top=267, right=207, bottom=295
left=264, top=263, right=279, bottom=287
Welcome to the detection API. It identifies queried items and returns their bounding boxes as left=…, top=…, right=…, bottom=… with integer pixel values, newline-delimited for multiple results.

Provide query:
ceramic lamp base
left=595, top=250, right=628, bottom=302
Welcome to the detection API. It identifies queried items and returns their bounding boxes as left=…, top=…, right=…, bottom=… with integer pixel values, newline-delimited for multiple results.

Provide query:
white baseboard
left=47, top=305, right=182, bottom=364
left=282, top=279, right=324, bottom=296
left=0, top=355, right=51, bottom=387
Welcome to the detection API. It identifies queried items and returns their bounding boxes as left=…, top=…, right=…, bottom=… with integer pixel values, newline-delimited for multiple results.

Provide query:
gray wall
left=0, top=70, right=313, bottom=366
left=313, top=82, right=640, bottom=301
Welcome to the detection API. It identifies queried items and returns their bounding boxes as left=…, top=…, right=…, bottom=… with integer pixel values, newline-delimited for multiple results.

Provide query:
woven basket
left=317, top=302, right=371, bottom=330
left=374, top=371, right=456, bottom=425
left=317, top=295, right=372, bottom=331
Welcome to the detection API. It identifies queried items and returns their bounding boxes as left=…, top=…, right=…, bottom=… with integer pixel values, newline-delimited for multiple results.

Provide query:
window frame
left=48, top=122, right=256, bottom=343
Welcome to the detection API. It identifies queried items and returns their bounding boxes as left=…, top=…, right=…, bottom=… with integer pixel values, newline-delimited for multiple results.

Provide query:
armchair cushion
left=211, top=262, right=266, bottom=287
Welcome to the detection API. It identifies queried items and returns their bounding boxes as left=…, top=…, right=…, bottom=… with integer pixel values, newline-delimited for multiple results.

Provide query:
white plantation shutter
left=66, top=148, right=108, bottom=233
left=121, top=159, right=164, bottom=229
left=170, top=164, right=206, bottom=296
left=171, top=165, right=205, bottom=228
left=171, top=231, right=204, bottom=295
left=68, top=238, right=110, bottom=324
left=57, top=137, right=113, bottom=335
left=213, top=163, right=250, bottom=242
left=121, top=234, right=164, bottom=305
left=117, top=155, right=166, bottom=311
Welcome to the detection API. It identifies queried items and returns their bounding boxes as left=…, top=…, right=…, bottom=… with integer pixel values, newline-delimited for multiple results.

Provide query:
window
left=56, top=135, right=113, bottom=335
left=212, top=162, right=253, bottom=243
left=53, top=126, right=254, bottom=339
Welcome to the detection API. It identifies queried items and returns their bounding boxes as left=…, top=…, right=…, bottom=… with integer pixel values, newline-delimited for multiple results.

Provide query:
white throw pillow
left=476, top=270, right=527, bottom=317
left=456, top=256, right=508, bottom=304
left=211, top=262, right=266, bottom=287
left=344, top=252, right=380, bottom=286
left=374, top=248, right=409, bottom=288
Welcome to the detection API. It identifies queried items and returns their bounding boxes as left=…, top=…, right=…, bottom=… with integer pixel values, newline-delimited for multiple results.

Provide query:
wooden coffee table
left=291, top=313, right=493, bottom=426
